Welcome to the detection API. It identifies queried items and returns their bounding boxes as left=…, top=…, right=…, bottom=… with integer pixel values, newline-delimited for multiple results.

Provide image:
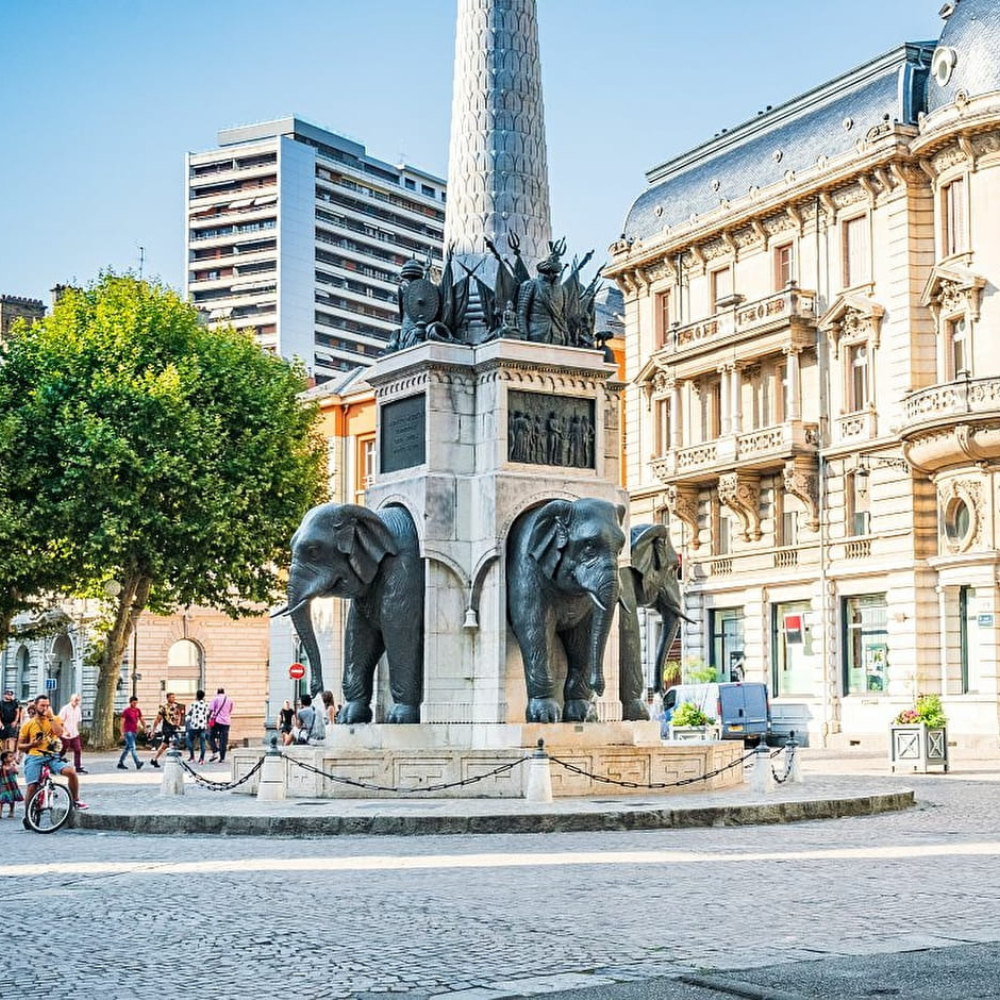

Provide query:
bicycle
left=24, top=752, right=75, bottom=833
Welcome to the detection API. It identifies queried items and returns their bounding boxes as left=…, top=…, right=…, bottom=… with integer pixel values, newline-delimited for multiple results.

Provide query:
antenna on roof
left=138, top=245, right=145, bottom=280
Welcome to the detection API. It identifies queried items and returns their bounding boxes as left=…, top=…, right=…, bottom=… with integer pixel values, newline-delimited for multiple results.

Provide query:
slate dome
left=926, top=0, right=1000, bottom=113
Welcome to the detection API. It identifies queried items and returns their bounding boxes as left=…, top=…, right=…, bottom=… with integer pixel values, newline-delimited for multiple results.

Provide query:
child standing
left=0, top=750, right=24, bottom=817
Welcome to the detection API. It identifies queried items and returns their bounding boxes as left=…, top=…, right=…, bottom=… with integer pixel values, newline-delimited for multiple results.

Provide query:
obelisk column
left=444, top=0, right=552, bottom=274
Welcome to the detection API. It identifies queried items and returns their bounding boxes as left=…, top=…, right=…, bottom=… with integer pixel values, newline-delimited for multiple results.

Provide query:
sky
left=0, top=0, right=945, bottom=302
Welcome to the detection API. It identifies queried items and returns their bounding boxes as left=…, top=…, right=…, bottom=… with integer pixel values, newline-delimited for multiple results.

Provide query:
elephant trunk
left=289, top=597, right=325, bottom=698
left=588, top=578, right=619, bottom=695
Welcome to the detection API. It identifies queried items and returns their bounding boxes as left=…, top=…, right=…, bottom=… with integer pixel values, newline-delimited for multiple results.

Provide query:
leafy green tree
left=0, top=274, right=326, bottom=745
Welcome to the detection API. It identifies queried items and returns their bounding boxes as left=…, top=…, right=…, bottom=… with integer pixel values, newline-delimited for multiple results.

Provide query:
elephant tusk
left=589, top=593, right=607, bottom=613
left=271, top=598, right=308, bottom=618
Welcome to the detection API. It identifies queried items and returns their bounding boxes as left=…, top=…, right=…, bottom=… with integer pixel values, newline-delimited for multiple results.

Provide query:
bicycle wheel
left=25, top=782, right=74, bottom=833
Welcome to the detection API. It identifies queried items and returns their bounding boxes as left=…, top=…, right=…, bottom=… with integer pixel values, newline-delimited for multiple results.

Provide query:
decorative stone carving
left=718, top=472, right=762, bottom=541
left=819, top=292, right=885, bottom=358
left=831, top=184, right=867, bottom=208
left=783, top=457, right=819, bottom=532
left=931, top=142, right=969, bottom=174
left=939, top=478, right=983, bottom=553
left=971, top=130, right=1000, bottom=159
left=665, top=484, right=700, bottom=549
left=921, top=265, right=986, bottom=322
left=507, top=391, right=596, bottom=468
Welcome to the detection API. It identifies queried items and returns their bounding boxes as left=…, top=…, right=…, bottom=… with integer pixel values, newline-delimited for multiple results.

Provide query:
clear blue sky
left=1, top=0, right=942, bottom=302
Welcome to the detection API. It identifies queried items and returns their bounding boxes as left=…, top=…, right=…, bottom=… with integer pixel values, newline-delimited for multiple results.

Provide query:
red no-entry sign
left=288, top=662, right=306, bottom=680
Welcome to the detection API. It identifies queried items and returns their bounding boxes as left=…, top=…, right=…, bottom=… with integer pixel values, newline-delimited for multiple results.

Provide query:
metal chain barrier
left=284, top=752, right=534, bottom=794
left=546, top=747, right=759, bottom=790
left=177, top=755, right=265, bottom=791
left=771, top=742, right=798, bottom=784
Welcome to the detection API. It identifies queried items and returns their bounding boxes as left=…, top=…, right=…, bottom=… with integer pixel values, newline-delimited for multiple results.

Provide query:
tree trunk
left=90, top=574, right=152, bottom=748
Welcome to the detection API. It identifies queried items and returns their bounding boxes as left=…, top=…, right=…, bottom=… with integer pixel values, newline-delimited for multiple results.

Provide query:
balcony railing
left=902, top=375, right=1000, bottom=429
left=667, top=286, right=816, bottom=354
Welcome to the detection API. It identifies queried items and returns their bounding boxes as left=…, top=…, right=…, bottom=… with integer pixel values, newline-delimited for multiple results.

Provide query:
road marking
left=2, top=840, right=1000, bottom=878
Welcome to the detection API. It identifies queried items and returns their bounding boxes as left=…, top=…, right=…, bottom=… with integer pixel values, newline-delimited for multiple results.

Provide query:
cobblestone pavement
left=1, top=752, right=999, bottom=998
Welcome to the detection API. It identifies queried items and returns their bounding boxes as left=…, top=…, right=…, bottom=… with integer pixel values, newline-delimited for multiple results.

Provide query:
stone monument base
left=231, top=724, right=745, bottom=799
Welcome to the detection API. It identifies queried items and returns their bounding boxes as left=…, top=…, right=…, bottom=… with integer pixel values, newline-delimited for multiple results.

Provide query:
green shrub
left=672, top=701, right=715, bottom=727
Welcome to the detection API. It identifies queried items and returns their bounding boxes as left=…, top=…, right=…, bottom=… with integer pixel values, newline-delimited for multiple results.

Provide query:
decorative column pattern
left=784, top=346, right=802, bottom=421
left=444, top=0, right=552, bottom=272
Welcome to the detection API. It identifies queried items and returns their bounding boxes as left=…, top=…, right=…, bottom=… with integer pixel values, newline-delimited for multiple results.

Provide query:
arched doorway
left=49, top=634, right=74, bottom=709
left=164, top=639, right=204, bottom=702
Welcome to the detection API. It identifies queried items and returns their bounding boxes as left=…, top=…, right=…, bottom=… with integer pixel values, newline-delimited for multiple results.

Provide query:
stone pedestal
left=365, top=338, right=625, bottom=726
left=231, top=725, right=744, bottom=799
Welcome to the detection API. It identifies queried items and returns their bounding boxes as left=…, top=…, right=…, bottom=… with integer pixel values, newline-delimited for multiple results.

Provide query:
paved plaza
left=0, top=749, right=998, bottom=998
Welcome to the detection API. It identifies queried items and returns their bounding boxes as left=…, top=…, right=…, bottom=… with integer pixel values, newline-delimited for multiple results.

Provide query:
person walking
left=150, top=692, right=184, bottom=768
left=58, top=693, right=86, bottom=773
left=185, top=690, right=209, bottom=764
left=117, top=696, right=145, bottom=770
left=1, top=690, right=21, bottom=758
left=279, top=699, right=295, bottom=746
left=207, top=688, right=234, bottom=763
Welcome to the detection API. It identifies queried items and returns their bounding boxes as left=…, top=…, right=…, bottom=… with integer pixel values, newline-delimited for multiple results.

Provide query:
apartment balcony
left=657, top=286, right=817, bottom=372
left=651, top=419, right=819, bottom=484
left=899, top=375, right=1000, bottom=473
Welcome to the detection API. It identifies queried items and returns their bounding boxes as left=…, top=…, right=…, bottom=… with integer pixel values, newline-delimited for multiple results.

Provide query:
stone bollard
left=256, top=736, right=286, bottom=801
left=524, top=739, right=553, bottom=803
left=161, top=744, right=185, bottom=797
left=750, top=737, right=774, bottom=794
left=784, top=734, right=803, bottom=784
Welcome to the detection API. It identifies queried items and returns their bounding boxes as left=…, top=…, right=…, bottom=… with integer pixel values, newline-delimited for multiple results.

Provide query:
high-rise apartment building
left=185, top=117, right=446, bottom=381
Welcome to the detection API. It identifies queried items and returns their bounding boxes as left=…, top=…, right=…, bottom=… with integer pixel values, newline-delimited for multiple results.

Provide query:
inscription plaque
left=381, top=394, right=426, bottom=473
left=508, top=391, right=596, bottom=469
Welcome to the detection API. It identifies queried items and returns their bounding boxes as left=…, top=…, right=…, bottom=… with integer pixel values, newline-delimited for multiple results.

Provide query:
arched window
left=16, top=646, right=32, bottom=701
left=165, top=639, right=204, bottom=700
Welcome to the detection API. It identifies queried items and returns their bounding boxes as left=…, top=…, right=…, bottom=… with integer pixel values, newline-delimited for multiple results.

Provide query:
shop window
left=842, top=215, right=870, bottom=289
left=843, top=594, right=888, bottom=695
left=771, top=601, right=816, bottom=696
left=773, top=243, right=794, bottom=291
left=942, top=177, right=967, bottom=257
left=711, top=609, right=745, bottom=682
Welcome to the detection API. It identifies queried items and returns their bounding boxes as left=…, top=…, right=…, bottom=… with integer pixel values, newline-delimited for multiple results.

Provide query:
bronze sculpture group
left=382, top=234, right=604, bottom=354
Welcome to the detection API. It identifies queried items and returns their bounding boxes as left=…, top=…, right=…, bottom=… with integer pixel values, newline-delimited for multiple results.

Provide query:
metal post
left=784, top=733, right=802, bottom=784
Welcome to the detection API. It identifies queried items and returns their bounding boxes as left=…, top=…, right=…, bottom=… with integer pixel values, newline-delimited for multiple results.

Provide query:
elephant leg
left=383, top=626, right=422, bottom=724
left=337, top=608, right=385, bottom=724
left=619, top=573, right=649, bottom=721
left=560, top=622, right=598, bottom=722
left=512, top=611, right=561, bottom=723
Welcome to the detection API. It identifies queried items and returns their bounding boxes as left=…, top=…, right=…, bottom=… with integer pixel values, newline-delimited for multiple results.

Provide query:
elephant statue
left=272, top=502, right=424, bottom=724
left=618, top=524, right=690, bottom=720
left=506, top=498, right=626, bottom=723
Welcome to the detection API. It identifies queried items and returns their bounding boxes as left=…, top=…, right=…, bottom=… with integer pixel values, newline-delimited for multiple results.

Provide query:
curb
left=69, top=790, right=915, bottom=837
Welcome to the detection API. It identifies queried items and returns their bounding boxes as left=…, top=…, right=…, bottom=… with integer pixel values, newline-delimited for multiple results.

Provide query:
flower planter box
left=669, top=724, right=721, bottom=742
left=889, top=723, right=949, bottom=773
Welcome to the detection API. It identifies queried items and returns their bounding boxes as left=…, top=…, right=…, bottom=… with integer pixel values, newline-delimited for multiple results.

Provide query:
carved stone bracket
left=819, top=292, right=885, bottom=358
left=666, top=484, right=700, bottom=550
left=783, top=457, right=820, bottom=532
left=718, top=472, right=762, bottom=542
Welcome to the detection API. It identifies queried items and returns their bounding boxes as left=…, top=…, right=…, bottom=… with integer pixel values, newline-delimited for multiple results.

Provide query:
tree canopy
left=0, top=273, right=326, bottom=743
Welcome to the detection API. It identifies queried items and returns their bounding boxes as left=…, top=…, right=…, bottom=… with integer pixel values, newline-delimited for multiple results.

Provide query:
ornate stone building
left=606, top=0, right=1000, bottom=747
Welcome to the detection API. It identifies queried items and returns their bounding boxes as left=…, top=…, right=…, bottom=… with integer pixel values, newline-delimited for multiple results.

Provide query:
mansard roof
left=926, top=0, right=1000, bottom=115
left=622, top=43, right=934, bottom=243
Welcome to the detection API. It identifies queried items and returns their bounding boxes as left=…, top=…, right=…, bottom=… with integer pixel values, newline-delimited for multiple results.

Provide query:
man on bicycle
left=18, top=695, right=86, bottom=819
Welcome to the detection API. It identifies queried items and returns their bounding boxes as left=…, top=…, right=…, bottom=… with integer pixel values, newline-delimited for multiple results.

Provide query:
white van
left=662, top=682, right=771, bottom=744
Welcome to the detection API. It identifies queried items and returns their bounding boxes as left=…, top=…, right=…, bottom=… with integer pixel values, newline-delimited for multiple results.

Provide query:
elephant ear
left=332, top=504, right=399, bottom=586
left=528, top=500, right=573, bottom=579
left=630, top=524, right=677, bottom=604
